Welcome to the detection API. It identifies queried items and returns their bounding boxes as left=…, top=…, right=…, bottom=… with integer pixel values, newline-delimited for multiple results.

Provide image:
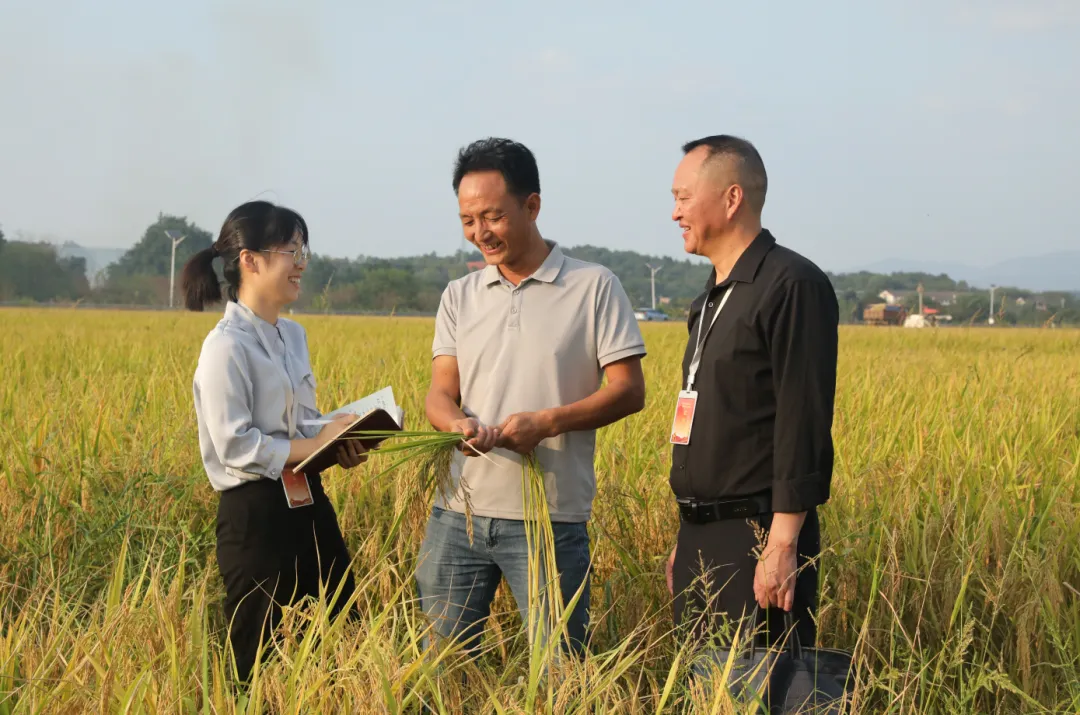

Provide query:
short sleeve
left=432, top=285, right=458, bottom=359
left=595, top=272, right=647, bottom=367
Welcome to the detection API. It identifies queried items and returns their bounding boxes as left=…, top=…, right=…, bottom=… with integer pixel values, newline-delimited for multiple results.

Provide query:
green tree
left=560, top=245, right=713, bottom=311
left=826, top=270, right=963, bottom=296
left=0, top=224, right=6, bottom=253
left=108, top=214, right=213, bottom=279
left=837, top=289, right=863, bottom=324
left=0, top=241, right=89, bottom=302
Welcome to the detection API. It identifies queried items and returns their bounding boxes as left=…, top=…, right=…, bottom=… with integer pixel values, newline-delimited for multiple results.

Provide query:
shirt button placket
left=508, top=286, right=522, bottom=330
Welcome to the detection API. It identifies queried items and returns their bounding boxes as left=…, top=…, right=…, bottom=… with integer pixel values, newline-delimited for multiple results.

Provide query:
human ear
left=726, top=185, right=745, bottom=220
left=238, top=249, right=260, bottom=276
left=525, top=193, right=541, bottom=221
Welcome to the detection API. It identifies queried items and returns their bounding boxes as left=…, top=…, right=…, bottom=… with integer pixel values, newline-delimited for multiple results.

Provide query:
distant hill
left=48, top=233, right=1079, bottom=294
left=855, top=251, right=1080, bottom=292
left=14, top=225, right=1076, bottom=318
left=55, top=242, right=127, bottom=286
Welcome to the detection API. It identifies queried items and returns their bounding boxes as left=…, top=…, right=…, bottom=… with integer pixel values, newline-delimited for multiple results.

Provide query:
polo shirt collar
left=705, top=229, right=776, bottom=291
left=482, top=240, right=566, bottom=286
left=530, top=241, right=565, bottom=283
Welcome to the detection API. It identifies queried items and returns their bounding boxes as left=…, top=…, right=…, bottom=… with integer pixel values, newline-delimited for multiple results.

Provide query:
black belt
left=677, top=491, right=772, bottom=524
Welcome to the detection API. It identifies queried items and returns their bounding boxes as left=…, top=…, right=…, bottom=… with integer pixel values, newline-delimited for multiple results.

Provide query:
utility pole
left=988, top=284, right=997, bottom=326
left=645, top=263, right=662, bottom=310
left=917, top=282, right=924, bottom=316
left=166, top=229, right=187, bottom=309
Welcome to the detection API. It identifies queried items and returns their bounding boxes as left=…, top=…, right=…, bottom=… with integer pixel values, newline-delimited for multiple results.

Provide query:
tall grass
left=0, top=308, right=1078, bottom=712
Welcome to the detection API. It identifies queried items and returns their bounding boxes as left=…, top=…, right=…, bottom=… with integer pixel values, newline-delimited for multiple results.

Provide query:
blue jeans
left=415, top=507, right=591, bottom=655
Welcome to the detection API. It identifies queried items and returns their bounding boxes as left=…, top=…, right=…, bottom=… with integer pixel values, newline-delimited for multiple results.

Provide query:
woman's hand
left=316, top=413, right=358, bottom=443
left=288, top=413, right=361, bottom=467
left=335, top=438, right=368, bottom=469
left=316, top=413, right=368, bottom=470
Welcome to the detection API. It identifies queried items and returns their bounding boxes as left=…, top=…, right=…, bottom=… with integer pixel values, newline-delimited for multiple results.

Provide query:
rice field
left=0, top=308, right=1078, bottom=713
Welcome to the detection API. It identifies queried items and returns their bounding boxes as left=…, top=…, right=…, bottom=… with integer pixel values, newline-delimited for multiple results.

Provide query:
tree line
left=1, top=215, right=1077, bottom=326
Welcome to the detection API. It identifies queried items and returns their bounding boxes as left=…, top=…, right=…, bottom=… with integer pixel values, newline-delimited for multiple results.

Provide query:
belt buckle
left=677, top=498, right=700, bottom=523
left=689, top=501, right=701, bottom=523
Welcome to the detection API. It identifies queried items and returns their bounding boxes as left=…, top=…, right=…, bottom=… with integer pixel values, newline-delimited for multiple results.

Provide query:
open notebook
left=294, top=386, right=404, bottom=476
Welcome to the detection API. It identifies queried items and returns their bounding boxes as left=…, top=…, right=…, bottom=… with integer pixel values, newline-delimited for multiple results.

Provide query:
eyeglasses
left=260, top=245, right=311, bottom=266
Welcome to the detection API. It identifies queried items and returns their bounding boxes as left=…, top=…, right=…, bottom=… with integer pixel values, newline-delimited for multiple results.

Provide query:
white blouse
left=192, top=300, right=323, bottom=491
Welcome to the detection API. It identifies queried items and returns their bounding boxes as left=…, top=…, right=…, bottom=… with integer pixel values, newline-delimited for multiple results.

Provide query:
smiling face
left=457, top=170, right=541, bottom=270
left=671, top=147, right=746, bottom=257
left=239, top=231, right=308, bottom=307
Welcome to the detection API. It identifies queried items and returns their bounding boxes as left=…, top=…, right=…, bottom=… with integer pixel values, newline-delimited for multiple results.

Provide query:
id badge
left=669, top=390, right=698, bottom=445
left=281, top=468, right=314, bottom=508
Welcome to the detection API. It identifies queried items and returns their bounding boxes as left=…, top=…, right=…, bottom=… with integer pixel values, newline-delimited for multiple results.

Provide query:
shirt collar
left=481, top=264, right=502, bottom=286
left=225, top=300, right=279, bottom=338
left=483, top=240, right=566, bottom=286
left=705, top=229, right=776, bottom=291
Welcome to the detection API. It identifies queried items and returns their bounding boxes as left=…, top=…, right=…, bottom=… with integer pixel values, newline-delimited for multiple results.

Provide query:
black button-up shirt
left=669, top=230, right=838, bottom=513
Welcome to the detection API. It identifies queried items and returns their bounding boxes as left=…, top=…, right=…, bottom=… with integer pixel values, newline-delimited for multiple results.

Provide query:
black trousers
left=672, top=509, right=820, bottom=648
left=216, top=474, right=356, bottom=682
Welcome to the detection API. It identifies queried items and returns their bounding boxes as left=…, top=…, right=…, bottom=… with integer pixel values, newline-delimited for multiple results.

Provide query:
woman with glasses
left=181, top=200, right=366, bottom=682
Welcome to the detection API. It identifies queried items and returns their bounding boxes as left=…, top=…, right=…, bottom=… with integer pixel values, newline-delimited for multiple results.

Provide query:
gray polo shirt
left=432, top=242, right=646, bottom=522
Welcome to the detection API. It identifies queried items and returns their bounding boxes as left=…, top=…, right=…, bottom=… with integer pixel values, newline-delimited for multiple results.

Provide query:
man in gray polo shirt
left=416, top=137, right=647, bottom=655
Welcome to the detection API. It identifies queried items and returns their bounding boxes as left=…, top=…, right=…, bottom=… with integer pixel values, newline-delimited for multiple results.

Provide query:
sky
left=1, top=0, right=1078, bottom=271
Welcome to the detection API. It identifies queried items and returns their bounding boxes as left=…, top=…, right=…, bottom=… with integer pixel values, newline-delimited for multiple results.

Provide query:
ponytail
left=181, top=246, right=222, bottom=311
left=184, top=201, right=309, bottom=311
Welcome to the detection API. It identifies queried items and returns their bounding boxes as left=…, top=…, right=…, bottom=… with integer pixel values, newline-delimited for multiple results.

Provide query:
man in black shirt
left=664, top=135, right=838, bottom=650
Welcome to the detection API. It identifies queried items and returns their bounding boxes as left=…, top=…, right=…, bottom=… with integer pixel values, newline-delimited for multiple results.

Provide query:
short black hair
left=682, top=134, right=768, bottom=213
left=452, top=137, right=540, bottom=199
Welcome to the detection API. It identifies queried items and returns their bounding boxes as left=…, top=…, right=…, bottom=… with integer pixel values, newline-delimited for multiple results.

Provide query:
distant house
left=925, top=291, right=960, bottom=306
left=878, top=290, right=904, bottom=305
left=466, top=261, right=486, bottom=272
left=1036, top=299, right=1049, bottom=311
left=879, top=289, right=963, bottom=307
left=1015, top=296, right=1027, bottom=306
left=659, top=296, right=672, bottom=306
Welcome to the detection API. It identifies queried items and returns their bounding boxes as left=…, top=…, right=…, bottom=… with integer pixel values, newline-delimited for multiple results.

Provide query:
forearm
left=543, top=374, right=645, bottom=437
left=285, top=437, right=324, bottom=466
left=214, top=430, right=322, bottom=476
left=425, top=388, right=468, bottom=432
left=766, top=511, right=807, bottom=549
